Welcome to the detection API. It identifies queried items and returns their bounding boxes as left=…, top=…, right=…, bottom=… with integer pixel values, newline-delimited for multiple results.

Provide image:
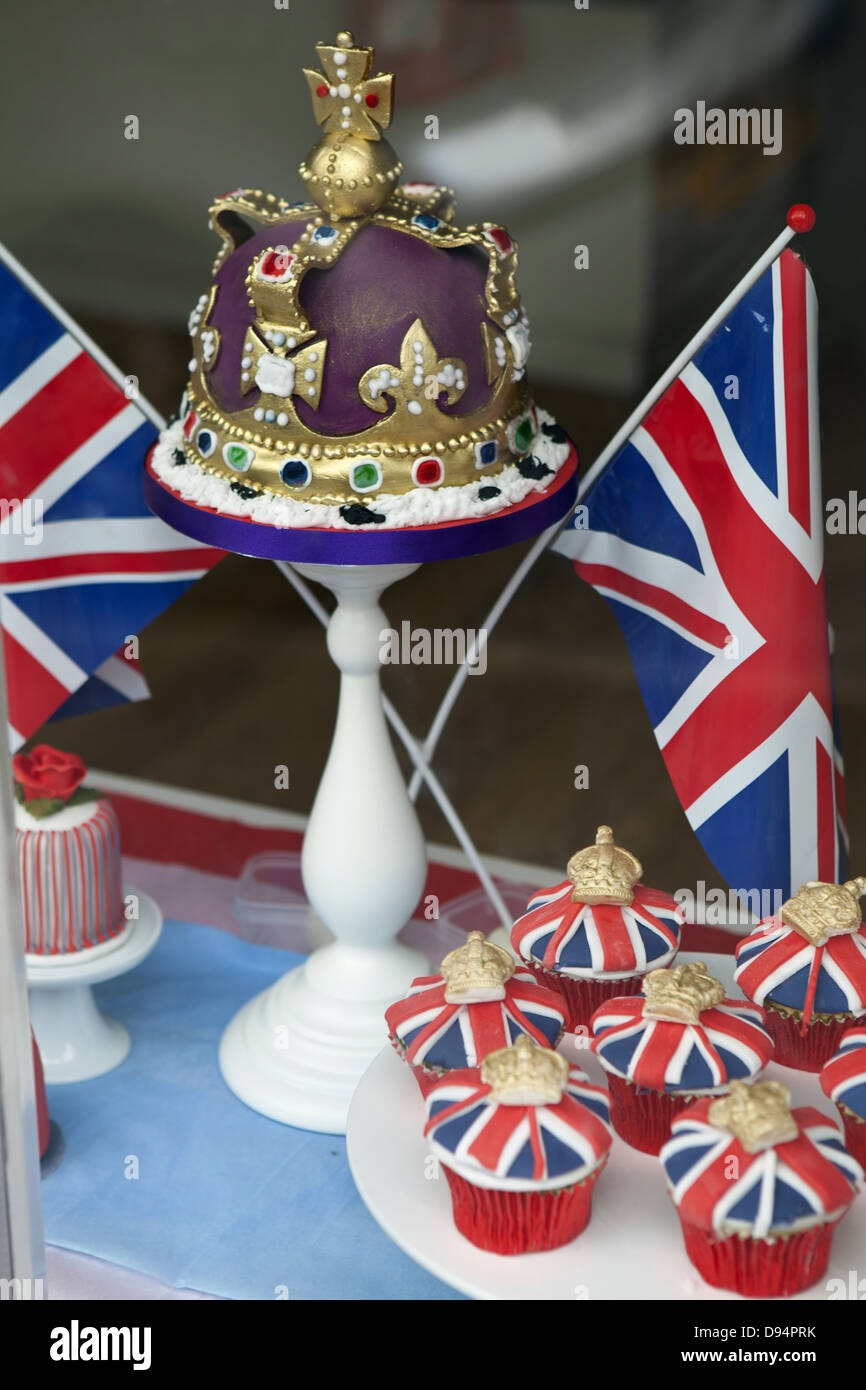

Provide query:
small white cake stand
left=219, top=563, right=429, bottom=1134
left=27, top=888, right=162, bottom=1083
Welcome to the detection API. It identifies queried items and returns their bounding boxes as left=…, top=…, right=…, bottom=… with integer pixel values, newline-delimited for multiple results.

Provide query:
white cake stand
left=219, top=563, right=429, bottom=1134
left=347, top=951, right=866, bottom=1300
left=27, top=888, right=162, bottom=1083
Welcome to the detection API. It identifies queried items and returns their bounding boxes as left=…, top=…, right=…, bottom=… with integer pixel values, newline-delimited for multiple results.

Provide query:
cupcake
left=661, top=1079, right=862, bottom=1297
left=424, top=1035, right=612, bottom=1254
left=735, top=876, right=866, bottom=1072
left=591, top=961, right=774, bottom=1154
left=511, top=826, right=683, bottom=1032
left=820, top=1026, right=866, bottom=1166
left=385, top=931, right=565, bottom=1097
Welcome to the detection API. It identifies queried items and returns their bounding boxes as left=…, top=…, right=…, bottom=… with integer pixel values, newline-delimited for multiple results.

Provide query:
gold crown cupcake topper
left=708, top=1080, right=799, bottom=1154
left=481, top=1035, right=569, bottom=1107
left=439, top=930, right=515, bottom=1003
left=642, top=961, right=726, bottom=1025
left=300, top=31, right=401, bottom=219
left=780, top=876, right=866, bottom=947
left=566, top=826, right=643, bottom=907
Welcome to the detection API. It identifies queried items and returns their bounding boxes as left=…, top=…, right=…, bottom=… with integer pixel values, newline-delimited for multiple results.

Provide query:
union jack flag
left=385, top=969, right=565, bottom=1071
left=661, top=1098, right=862, bottom=1238
left=820, top=1026, right=866, bottom=1115
left=554, top=248, right=844, bottom=902
left=512, top=881, right=682, bottom=977
left=0, top=246, right=223, bottom=749
left=424, top=1065, right=611, bottom=1183
left=590, top=994, right=773, bottom=1091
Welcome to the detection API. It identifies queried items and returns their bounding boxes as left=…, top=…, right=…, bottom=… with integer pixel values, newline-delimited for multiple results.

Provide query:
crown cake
left=151, top=30, right=573, bottom=530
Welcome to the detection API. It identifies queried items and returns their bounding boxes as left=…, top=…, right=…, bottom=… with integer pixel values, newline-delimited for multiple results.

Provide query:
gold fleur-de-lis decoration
left=303, top=30, right=394, bottom=140
left=359, top=319, right=467, bottom=424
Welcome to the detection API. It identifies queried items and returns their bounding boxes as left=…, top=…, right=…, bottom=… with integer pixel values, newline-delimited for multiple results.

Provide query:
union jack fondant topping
left=660, top=1092, right=862, bottom=1237
left=425, top=1060, right=611, bottom=1189
left=821, top=1026, right=866, bottom=1121
left=511, top=879, right=683, bottom=979
left=590, top=983, right=773, bottom=1092
left=734, top=912, right=866, bottom=1029
left=385, top=962, right=565, bottom=1072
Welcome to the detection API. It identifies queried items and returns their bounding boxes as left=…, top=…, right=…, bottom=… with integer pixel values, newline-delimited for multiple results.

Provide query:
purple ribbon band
left=143, top=444, right=578, bottom=565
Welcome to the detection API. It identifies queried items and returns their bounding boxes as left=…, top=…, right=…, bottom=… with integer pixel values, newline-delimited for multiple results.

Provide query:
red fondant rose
left=12, top=745, right=87, bottom=804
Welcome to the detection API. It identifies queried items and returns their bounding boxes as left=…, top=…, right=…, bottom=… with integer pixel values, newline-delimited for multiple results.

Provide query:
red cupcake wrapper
left=838, top=1105, right=866, bottom=1168
left=442, top=1162, right=603, bottom=1255
left=606, top=1072, right=696, bottom=1155
left=680, top=1217, right=838, bottom=1297
left=523, top=961, right=643, bottom=1033
left=387, top=1035, right=446, bottom=1099
left=762, top=1004, right=859, bottom=1073
left=411, top=1065, right=443, bottom=1099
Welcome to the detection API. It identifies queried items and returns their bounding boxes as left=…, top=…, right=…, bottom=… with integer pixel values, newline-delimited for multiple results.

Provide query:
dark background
left=5, top=0, right=864, bottom=892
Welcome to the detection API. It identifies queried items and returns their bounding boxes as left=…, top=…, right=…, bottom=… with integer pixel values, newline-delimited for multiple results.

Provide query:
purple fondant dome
left=207, top=220, right=496, bottom=434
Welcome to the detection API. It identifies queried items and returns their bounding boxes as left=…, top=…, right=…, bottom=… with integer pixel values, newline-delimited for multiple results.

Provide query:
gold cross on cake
left=303, top=30, right=394, bottom=139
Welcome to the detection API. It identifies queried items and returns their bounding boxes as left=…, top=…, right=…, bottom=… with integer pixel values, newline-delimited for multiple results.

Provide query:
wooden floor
left=40, top=328, right=866, bottom=899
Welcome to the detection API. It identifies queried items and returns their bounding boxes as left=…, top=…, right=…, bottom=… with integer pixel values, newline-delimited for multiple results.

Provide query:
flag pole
left=407, top=206, right=816, bottom=803
left=0, top=636, right=45, bottom=1286
left=578, top=204, right=815, bottom=500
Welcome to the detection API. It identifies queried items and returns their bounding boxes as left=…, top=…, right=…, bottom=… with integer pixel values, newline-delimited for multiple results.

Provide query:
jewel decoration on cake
left=149, top=28, right=572, bottom=528
left=425, top=1055, right=611, bottom=1187
left=480, top=1033, right=569, bottom=1106
left=641, top=961, right=726, bottom=1025
left=385, top=943, right=565, bottom=1073
left=13, top=746, right=126, bottom=955
left=661, top=1088, right=862, bottom=1238
left=511, top=830, right=682, bottom=980
left=821, top=1026, right=866, bottom=1119
left=591, top=972, right=773, bottom=1093
left=735, top=884, right=866, bottom=1029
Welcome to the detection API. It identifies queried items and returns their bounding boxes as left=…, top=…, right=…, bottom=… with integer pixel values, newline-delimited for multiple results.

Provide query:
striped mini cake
left=17, top=797, right=126, bottom=955
left=13, top=746, right=127, bottom=955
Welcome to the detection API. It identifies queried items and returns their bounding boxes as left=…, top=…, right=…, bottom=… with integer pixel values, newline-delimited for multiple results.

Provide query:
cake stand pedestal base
left=219, top=938, right=426, bottom=1133
left=219, top=562, right=428, bottom=1135
left=26, top=889, right=163, bottom=1083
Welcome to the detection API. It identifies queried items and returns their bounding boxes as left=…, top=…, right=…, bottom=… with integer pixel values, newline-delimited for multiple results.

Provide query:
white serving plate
left=346, top=952, right=866, bottom=1300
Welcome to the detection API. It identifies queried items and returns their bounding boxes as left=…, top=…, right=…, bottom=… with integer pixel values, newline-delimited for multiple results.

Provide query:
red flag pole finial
left=787, top=204, right=816, bottom=233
